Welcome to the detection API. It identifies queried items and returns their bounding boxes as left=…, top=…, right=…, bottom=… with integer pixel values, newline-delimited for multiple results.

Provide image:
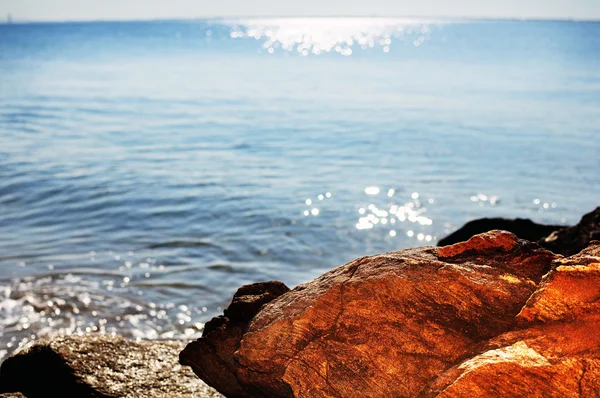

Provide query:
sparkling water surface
left=1, top=18, right=599, bottom=360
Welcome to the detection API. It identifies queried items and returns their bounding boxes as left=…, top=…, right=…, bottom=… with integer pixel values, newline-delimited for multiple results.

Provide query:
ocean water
left=0, top=18, right=599, bottom=360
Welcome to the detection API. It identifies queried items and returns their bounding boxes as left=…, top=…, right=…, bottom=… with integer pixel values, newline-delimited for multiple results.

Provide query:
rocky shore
left=0, top=335, right=222, bottom=398
left=180, top=231, right=600, bottom=397
left=1, top=207, right=599, bottom=397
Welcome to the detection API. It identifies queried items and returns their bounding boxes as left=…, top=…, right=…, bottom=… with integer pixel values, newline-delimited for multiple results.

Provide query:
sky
left=1, top=0, right=599, bottom=22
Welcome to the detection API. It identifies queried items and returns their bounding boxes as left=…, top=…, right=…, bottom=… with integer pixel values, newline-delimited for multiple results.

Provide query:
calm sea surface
left=0, top=18, right=599, bottom=359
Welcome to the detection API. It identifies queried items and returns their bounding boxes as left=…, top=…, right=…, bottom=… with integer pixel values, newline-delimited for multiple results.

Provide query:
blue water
left=0, top=18, right=599, bottom=359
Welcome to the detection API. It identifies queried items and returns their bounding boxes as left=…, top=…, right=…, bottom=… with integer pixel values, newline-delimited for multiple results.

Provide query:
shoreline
left=2, top=206, right=599, bottom=397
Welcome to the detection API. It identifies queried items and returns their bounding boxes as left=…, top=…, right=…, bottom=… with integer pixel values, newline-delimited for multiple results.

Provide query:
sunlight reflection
left=302, top=192, right=334, bottom=217
left=223, top=17, right=443, bottom=56
left=300, top=188, right=436, bottom=241
left=365, top=187, right=381, bottom=195
left=532, top=198, right=558, bottom=212
left=355, top=187, right=436, bottom=242
left=470, top=193, right=499, bottom=207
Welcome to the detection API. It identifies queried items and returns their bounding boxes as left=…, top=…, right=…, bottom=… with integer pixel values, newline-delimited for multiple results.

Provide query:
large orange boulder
left=424, top=242, right=600, bottom=397
left=179, top=231, right=600, bottom=397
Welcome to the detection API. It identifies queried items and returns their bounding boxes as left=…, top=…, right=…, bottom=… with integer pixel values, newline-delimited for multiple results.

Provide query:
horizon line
left=2, top=15, right=600, bottom=25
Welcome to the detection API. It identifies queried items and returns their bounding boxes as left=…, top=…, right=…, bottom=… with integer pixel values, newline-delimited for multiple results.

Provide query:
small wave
left=147, top=240, right=217, bottom=249
left=0, top=273, right=213, bottom=362
left=130, top=280, right=214, bottom=291
left=52, top=267, right=125, bottom=277
left=207, top=264, right=237, bottom=273
left=154, top=264, right=198, bottom=275
left=0, top=253, right=49, bottom=262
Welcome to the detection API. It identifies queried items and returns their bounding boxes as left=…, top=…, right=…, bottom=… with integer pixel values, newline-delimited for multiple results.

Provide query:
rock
left=181, top=230, right=564, bottom=397
left=438, top=217, right=565, bottom=247
left=179, top=281, right=290, bottom=398
left=517, top=242, right=600, bottom=323
left=439, top=207, right=600, bottom=257
left=0, top=334, right=223, bottom=398
left=538, top=206, right=600, bottom=256
left=423, top=241, right=600, bottom=397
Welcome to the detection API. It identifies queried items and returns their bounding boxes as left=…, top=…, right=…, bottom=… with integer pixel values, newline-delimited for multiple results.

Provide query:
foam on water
left=0, top=269, right=210, bottom=361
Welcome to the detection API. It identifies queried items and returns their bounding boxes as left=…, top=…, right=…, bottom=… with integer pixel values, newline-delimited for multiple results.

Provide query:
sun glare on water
left=222, top=17, right=446, bottom=56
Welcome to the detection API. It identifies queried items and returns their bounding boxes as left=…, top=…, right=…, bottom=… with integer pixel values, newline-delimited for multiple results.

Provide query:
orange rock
left=437, top=217, right=566, bottom=247
left=424, top=313, right=600, bottom=397
left=437, top=229, right=521, bottom=257
left=437, top=230, right=556, bottom=281
left=420, top=241, right=600, bottom=398
left=181, top=231, right=562, bottom=397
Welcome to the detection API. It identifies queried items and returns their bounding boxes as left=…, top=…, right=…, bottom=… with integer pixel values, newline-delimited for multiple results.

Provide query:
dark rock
left=439, top=207, right=600, bottom=258
left=179, top=281, right=290, bottom=398
left=181, top=231, right=569, bottom=397
left=438, top=217, right=565, bottom=247
left=224, top=281, right=290, bottom=323
left=0, top=334, right=222, bottom=398
left=538, top=206, right=600, bottom=256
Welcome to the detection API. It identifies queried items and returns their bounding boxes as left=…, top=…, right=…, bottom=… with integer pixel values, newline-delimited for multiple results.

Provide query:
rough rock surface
left=0, top=334, right=223, bottom=398
left=424, top=242, right=600, bottom=397
left=180, top=281, right=290, bottom=397
left=539, top=206, right=600, bottom=256
left=181, top=230, right=596, bottom=397
left=437, top=217, right=565, bottom=247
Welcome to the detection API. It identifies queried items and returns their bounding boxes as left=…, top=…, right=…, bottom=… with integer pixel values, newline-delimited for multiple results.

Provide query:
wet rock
left=0, top=334, right=223, bottom=398
left=438, top=217, right=565, bottom=247
left=538, top=206, right=600, bottom=256
left=181, top=231, right=562, bottom=397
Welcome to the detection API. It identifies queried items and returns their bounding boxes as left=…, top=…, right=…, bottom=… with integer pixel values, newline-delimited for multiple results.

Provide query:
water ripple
left=0, top=273, right=208, bottom=362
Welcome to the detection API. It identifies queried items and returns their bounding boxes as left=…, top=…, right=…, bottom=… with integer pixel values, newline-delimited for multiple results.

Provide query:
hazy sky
left=1, top=0, right=599, bottom=22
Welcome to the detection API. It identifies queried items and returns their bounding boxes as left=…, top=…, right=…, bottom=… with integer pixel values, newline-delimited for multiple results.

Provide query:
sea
left=0, top=17, right=599, bottom=360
